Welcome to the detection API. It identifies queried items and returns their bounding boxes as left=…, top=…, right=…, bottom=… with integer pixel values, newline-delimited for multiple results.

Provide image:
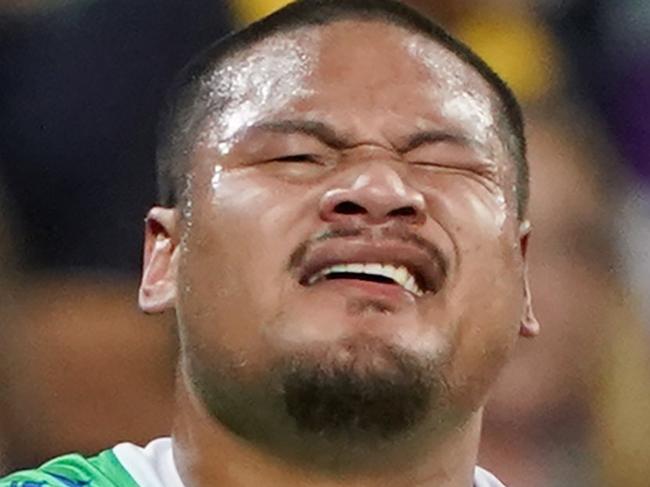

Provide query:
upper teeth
left=307, top=263, right=424, bottom=296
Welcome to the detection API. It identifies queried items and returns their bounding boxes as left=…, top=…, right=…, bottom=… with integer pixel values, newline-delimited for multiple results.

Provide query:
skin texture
left=140, top=20, right=538, bottom=487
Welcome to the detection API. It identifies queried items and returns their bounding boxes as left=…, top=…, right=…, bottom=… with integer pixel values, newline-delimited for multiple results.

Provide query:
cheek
left=412, top=175, right=522, bottom=321
left=417, top=175, right=516, bottom=263
left=445, top=184, right=522, bottom=336
left=176, top=172, right=316, bottom=354
left=416, top=172, right=511, bottom=232
left=420, top=177, right=523, bottom=406
left=444, top=261, right=523, bottom=411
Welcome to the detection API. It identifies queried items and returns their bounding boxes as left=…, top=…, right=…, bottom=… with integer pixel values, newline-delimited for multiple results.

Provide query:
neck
left=171, top=379, right=483, bottom=487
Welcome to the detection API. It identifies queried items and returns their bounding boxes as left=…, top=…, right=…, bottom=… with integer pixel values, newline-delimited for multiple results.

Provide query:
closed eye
left=273, top=154, right=319, bottom=163
left=412, top=161, right=464, bottom=170
left=411, top=160, right=499, bottom=193
left=412, top=161, right=491, bottom=175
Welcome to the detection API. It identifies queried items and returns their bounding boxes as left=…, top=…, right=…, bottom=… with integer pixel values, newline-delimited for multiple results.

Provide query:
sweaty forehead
left=196, top=20, right=505, bottom=158
left=312, top=21, right=491, bottom=94
left=306, top=22, right=500, bottom=136
left=231, top=21, right=492, bottom=100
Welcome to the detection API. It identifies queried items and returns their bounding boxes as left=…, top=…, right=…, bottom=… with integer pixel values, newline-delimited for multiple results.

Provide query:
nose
left=319, top=163, right=426, bottom=225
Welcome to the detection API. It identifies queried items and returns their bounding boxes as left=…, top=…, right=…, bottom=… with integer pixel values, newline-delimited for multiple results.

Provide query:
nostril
left=388, top=206, right=417, bottom=218
left=333, top=201, right=367, bottom=215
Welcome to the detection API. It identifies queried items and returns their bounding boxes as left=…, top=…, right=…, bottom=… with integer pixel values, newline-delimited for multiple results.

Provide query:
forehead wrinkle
left=249, top=119, right=356, bottom=150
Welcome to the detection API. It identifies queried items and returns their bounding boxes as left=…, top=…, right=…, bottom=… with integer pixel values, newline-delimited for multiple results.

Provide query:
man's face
left=146, top=21, right=534, bottom=446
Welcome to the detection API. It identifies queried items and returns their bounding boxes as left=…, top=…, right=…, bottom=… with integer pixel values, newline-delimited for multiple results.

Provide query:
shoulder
left=0, top=438, right=176, bottom=487
left=0, top=449, right=137, bottom=487
left=474, top=466, right=507, bottom=487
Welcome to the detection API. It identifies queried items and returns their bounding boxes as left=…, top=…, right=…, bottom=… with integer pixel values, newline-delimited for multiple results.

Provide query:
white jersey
left=2, top=437, right=506, bottom=486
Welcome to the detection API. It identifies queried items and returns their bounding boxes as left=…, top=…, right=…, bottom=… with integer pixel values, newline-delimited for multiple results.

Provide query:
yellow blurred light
left=230, top=0, right=292, bottom=25
left=457, top=9, right=562, bottom=103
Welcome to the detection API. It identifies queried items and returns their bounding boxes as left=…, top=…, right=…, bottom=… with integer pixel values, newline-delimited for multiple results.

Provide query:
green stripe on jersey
left=0, top=449, right=139, bottom=487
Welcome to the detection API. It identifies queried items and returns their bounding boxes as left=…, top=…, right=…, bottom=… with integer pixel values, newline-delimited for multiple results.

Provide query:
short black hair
left=156, top=0, right=528, bottom=217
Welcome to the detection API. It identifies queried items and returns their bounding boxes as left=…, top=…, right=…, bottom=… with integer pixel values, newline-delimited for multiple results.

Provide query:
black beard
left=281, top=336, right=438, bottom=440
left=185, top=333, right=452, bottom=468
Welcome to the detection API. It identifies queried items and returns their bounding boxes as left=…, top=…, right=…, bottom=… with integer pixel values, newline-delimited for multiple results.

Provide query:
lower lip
left=307, top=278, right=417, bottom=302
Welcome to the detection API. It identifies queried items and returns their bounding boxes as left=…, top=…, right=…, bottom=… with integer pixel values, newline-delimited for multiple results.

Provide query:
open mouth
left=303, top=262, right=426, bottom=297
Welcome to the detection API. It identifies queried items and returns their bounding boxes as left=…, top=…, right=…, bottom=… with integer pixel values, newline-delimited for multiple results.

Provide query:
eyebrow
left=400, top=130, right=477, bottom=153
left=250, top=119, right=478, bottom=153
left=249, top=120, right=353, bottom=150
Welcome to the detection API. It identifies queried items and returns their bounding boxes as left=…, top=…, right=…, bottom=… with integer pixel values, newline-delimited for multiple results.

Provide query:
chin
left=276, top=333, right=442, bottom=438
left=290, top=333, right=413, bottom=373
left=185, top=324, right=460, bottom=463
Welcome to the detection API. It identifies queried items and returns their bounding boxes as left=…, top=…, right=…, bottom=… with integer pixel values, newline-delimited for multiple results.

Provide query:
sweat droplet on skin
left=211, top=165, right=224, bottom=193
left=441, top=92, right=495, bottom=147
left=180, top=174, right=195, bottom=254
left=494, top=191, right=507, bottom=229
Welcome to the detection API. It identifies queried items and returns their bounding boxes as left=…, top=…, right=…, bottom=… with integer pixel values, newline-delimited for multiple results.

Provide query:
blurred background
left=0, top=0, right=648, bottom=485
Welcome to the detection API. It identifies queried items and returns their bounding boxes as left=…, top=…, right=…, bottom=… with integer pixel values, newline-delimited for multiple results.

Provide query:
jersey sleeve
left=0, top=450, right=139, bottom=487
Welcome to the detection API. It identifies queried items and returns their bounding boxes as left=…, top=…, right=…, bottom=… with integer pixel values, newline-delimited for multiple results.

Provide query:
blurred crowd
left=0, top=1, right=649, bottom=486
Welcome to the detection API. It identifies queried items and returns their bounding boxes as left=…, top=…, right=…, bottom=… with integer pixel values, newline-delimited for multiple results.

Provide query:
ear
left=139, top=207, right=181, bottom=314
left=519, top=220, right=540, bottom=338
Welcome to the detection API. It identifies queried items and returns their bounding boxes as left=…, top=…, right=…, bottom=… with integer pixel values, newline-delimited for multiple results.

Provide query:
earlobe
left=520, top=276, right=540, bottom=337
left=139, top=207, right=181, bottom=314
left=518, top=220, right=540, bottom=338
